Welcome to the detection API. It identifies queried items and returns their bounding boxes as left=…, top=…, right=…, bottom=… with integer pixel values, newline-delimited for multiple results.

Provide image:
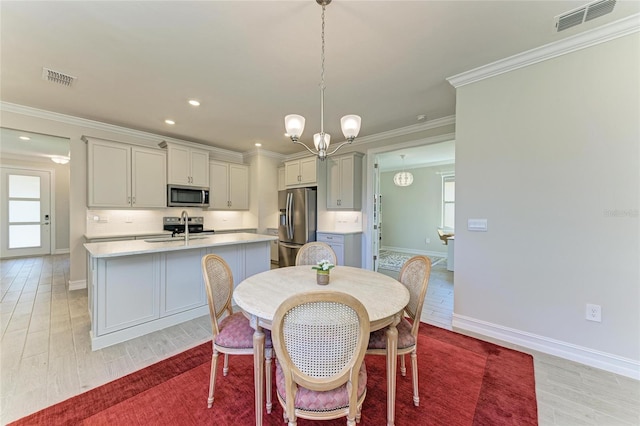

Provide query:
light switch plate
left=468, top=218, right=488, bottom=231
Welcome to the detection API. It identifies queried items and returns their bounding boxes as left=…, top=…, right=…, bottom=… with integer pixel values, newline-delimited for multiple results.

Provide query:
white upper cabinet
left=161, top=142, right=209, bottom=187
left=85, top=136, right=166, bottom=208
left=326, top=152, right=363, bottom=210
left=209, top=160, right=249, bottom=210
left=277, top=167, right=285, bottom=191
left=284, top=156, right=317, bottom=187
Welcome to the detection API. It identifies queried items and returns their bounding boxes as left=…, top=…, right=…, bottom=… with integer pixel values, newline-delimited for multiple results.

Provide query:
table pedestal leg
left=386, top=314, right=400, bottom=426
left=252, top=321, right=265, bottom=426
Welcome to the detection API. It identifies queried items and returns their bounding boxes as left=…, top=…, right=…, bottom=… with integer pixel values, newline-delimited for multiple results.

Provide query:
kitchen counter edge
left=84, top=233, right=277, bottom=258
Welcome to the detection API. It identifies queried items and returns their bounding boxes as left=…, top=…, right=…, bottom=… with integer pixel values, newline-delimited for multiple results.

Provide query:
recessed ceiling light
left=255, top=143, right=262, bottom=147
left=417, top=114, right=427, bottom=121
left=188, top=100, right=200, bottom=106
left=165, top=119, right=175, bottom=125
left=51, top=156, right=70, bottom=164
left=19, top=136, right=31, bottom=141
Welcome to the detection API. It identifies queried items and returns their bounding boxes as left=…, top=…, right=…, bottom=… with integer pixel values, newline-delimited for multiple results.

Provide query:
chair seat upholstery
left=275, top=360, right=367, bottom=412
left=367, top=317, right=415, bottom=350
left=215, top=312, right=272, bottom=349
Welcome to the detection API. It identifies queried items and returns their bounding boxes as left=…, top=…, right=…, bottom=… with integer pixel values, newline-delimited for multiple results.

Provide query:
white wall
left=453, top=33, right=639, bottom=375
left=380, top=164, right=453, bottom=255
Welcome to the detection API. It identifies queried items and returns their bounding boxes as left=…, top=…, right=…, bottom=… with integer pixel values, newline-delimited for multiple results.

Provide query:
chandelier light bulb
left=284, top=114, right=305, bottom=140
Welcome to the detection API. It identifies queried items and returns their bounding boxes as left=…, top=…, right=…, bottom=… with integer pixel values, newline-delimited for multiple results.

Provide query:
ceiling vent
left=41, top=67, right=76, bottom=87
left=555, top=0, right=616, bottom=32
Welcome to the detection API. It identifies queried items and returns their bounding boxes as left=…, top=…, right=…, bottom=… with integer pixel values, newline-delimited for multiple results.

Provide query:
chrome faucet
left=181, top=210, right=189, bottom=244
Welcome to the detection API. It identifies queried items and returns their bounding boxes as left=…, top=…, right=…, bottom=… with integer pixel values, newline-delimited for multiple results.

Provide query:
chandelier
left=393, top=155, right=413, bottom=187
left=284, top=0, right=361, bottom=161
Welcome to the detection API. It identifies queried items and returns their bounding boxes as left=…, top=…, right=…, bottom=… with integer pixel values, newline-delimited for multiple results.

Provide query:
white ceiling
left=1, top=1, right=638, bottom=159
left=0, top=128, right=70, bottom=161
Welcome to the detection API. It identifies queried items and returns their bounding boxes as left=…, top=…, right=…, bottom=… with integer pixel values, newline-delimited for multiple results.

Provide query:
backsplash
left=319, top=211, right=363, bottom=233
left=86, top=208, right=255, bottom=236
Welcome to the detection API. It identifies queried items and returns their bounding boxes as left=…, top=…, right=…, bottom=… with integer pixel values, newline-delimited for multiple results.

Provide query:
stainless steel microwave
left=167, top=185, right=210, bottom=207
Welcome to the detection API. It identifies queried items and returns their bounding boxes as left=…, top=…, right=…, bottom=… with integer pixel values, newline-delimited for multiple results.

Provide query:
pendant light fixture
left=284, top=0, right=361, bottom=161
left=393, top=155, right=413, bottom=187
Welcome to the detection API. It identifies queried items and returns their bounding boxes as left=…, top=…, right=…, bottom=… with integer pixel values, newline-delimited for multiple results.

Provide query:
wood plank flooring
left=1, top=255, right=638, bottom=425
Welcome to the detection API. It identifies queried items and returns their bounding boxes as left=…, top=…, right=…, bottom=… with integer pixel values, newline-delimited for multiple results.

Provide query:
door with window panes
left=0, top=168, right=51, bottom=258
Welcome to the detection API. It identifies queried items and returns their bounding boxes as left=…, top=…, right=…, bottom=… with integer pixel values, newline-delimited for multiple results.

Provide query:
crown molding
left=448, top=13, right=640, bottom=88
left=0, top=101, right=242, bottom=161
left=1, top=101, right=455, bottom=163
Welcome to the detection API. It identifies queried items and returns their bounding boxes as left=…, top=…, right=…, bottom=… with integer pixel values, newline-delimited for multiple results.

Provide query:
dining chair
left=367, top=255, right=431, bottom=407
left=272, top=291, right=370, bottom=426
left=201, top=254, right=273, bottom=411
left=295, top=242, right=338, bottom=266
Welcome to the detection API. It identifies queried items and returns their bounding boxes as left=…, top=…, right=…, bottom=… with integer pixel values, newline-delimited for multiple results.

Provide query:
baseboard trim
left=54, top=248, right=70, bottom=255
left=69, top=279, right=87, bottom=291
left=380, top=246, right=447, bottom=259
left=452, top=314, right=640, bottom=380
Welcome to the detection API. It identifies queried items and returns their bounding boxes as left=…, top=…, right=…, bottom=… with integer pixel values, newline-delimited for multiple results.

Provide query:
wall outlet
left=425, top=238, right=431, bottom=244
left=586, top=304, right=602, bottom=322
left=125, top=216, right=133, bottom=223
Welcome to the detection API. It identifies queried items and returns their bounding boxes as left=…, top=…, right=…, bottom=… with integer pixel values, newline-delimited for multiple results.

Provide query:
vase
left=316, top=271, right=330, bottom=285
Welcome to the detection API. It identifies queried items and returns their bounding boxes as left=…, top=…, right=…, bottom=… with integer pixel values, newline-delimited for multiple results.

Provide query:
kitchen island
left=84, top=233, right=276, bottom=350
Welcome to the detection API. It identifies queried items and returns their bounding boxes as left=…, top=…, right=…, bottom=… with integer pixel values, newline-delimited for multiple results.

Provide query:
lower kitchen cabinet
left=316, top=232, right=362, bottom=267
left=87, top=240, right=270, bottom=350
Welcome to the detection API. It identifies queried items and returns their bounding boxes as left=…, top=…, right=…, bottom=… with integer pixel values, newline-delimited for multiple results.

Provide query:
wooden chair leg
left=266, top=348, right=273, bottom=414
left=223, top=353, right=229, bottom=376
left=208, top=351, right=219, bottom=408
left=411, top=350, right=419, bottom=406
left=400, top=353, right=407, bottom=376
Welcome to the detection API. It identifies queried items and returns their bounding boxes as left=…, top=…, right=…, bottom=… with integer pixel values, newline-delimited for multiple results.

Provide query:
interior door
left=0, top=168, right=51, bottom=258
left=372, top=159, right=381, bottom=271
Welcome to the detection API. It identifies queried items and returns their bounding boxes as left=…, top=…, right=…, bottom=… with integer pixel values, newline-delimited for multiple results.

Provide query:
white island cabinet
left=84, top=233, right=275, bottom=350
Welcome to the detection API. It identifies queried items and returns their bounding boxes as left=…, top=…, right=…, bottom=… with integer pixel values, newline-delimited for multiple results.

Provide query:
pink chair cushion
left=367, top=317, right=415, bottom=350
left=275, top=360, right=367, bottom=412
left=215, top=312, right=272, bottom=349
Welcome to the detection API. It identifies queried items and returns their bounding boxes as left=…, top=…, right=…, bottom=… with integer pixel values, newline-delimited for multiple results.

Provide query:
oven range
left=163, top=216, right=215, bottom=236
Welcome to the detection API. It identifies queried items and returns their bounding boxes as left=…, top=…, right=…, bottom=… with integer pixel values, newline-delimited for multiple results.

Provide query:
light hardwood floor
left=1, top=255, right=638, bottom=425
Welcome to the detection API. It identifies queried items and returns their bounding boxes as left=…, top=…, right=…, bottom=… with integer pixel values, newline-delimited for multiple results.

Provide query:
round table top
left=233, top=266, right=410, bottom=327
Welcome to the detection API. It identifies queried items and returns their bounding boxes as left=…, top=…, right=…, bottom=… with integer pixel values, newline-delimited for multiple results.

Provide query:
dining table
left=233, top=265, right=410, bottom=426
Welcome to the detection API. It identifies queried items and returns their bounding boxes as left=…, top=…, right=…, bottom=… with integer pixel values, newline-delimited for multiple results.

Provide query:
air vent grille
left=555, top=0, right=616, bottom=32
left=585, top=0, right=616, bottom=22
left=41, top=67, right=76, bottom=86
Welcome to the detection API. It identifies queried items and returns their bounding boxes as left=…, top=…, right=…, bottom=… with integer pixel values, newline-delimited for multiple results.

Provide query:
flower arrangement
left=312, top=259, right=335, bottom=273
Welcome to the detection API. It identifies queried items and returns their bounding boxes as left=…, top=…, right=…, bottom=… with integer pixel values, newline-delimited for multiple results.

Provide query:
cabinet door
left=326, top=157, right=341, bottom=209
left=97, top=255, right=159, bottom=335
left=299, top=157, right=317, bottom=185
left=190, top=149, right=210, bottom=187
left=284, top=161, right=300, bottom=186
left=229, top=164, right=249, bottom=210
left=278, top=167, right=285, bottom=191
left=161, top=250, right=206, bottom=316
left=88, top=140, right=131, bottom=207
left=209, top=161, right=230, bottom=209
left=167, top=145, right=191, bottom=185
left=132, top=147, right=167, bottom=208
left=338, top=155, right=356, bottom=208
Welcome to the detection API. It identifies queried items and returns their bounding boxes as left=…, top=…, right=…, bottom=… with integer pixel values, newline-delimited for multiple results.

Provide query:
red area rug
left=10, top=324, right=537, bottom=425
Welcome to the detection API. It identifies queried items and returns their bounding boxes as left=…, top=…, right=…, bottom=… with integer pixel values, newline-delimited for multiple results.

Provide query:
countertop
left=84, top=231, right=173, bottom=240
left=84, top=232, right=277, bottom=258
left=316, top=230, right=363, bottom=235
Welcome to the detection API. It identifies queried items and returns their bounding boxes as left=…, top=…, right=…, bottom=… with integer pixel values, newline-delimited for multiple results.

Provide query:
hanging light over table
left=284, top=0, right=361, bottom=161
left=393, top=155, right=413, bottom=187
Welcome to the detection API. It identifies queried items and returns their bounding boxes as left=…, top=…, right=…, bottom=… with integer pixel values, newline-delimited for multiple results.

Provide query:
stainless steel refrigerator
left=278, top=188, right=317, bottom=267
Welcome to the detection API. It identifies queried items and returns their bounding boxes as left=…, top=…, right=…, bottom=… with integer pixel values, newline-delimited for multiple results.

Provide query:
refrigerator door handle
left=287, top=192, right=294, bottom=240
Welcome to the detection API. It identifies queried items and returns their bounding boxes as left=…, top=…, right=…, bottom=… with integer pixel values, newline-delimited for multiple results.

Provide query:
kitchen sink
left=144, top=236, right=209, bottom=243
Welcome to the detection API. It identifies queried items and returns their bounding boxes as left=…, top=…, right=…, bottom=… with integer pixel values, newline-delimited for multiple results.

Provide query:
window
left=442, top=174, right=455, bottom=229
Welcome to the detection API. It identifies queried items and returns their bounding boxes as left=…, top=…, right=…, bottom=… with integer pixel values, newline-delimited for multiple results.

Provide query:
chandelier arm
left=325, top=139, right=354, bottom=157
left=293, top=140, right=323, bottom=156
